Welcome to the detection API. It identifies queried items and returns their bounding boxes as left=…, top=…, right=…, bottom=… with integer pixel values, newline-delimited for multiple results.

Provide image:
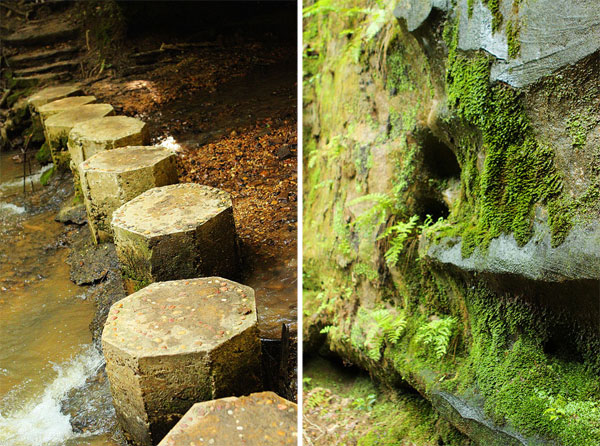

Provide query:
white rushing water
left=0, top=202, right=26, bottom=215
left=0, top=346, right=105, bottom=446
left=0, top=163, right=54, bottom=196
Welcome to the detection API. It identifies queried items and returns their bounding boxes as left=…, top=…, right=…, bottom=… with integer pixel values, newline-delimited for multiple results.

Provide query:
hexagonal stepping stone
left=158, top=392, right=298, bottom=446
left=26, top=84, right=83, bottom=110
left=80, top=146, right=179, bottom=244
left=112, top=183, right=240, bottom=288
left=68, top=116, right=149, bottom=170
left=38, top=95, right=97, bottom=122
left=44, top=104, right=115, bottom=170
left=102, top=278, right=262, bottom=446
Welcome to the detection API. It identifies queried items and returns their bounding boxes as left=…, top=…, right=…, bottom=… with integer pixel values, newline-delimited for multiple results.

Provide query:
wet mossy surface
left=304, top=1, right=600, bottom=444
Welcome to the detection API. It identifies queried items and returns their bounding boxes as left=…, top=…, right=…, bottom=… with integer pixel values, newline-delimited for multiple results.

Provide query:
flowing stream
left=0, top=152, right=121, bottom=446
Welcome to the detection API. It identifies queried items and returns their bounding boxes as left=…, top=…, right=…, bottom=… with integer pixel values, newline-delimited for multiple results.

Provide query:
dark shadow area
left=120, top=1, right=297, bottom=43
left=421, top=130, right=461, bottom=179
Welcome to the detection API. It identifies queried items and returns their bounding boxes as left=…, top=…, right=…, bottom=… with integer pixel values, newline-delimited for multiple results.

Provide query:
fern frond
left=416, top=316, right=457, bottom=359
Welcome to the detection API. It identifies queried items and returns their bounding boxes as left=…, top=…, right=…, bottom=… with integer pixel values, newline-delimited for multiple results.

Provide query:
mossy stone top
left=44, top=104, right=115, bottom=136
left=38, top=96, right=97, bottom=121
left=112, top=183, right=232, bottom=237
left=157, top=392, right=298, bottom=446
left=27, top=84, right=83, bottom=109
left=102, top=278, right=257, bottom=357
left=81, top=145, right=176, bottom=173
left=69, top=116, right=147, bottom=145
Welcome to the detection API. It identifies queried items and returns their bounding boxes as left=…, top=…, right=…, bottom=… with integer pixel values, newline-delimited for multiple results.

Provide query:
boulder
left=102, top=278, right=262, bottom=446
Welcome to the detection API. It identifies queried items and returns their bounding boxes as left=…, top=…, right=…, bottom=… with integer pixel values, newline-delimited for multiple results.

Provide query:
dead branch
left=0, top=88, right=11, bottom=109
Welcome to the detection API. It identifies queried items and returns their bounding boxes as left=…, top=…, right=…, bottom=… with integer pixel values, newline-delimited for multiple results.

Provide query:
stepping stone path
left=102, top=278, right=262, bottom=446
left=80, top=146, right=179, bottom=243
left=68, top=115, right=149, bottom=171
left=37, top=95, right=97, bottom=121
left=157, top=392, right=298, bottom=446
left=112, top=183, right=240, bottom=288
left=44, top=104, right=115, bottom=169
left=26, top=84, right=83, bottom=110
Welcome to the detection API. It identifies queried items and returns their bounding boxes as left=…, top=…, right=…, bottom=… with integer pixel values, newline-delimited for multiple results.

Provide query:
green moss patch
left=445, top=22, right=565, bottom=255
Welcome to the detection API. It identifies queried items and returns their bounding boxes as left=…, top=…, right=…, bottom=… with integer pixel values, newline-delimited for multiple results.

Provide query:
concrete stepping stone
left=44, top=104, right=115, bottom=170
left=26, top=84, right=82, bottom=109
left=158, top=392, right=297, bottom=446
left=38, top=95, right=96, bottom=122
left=112, top=183, right=240, bottom=289
left=102, top=278, right=262, bottom=446
left=80, top=146, right=179, bottom=244
left=68, top=116, right=149, bottom=170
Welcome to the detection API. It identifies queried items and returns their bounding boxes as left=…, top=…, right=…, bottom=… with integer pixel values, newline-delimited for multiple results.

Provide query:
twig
left=85, top=29, right=90, bottom=51
left=0, top=3, right=28, bottom=18
left=0, top=88, right=11, bottom=109
left=21, top=133, right=32, bottom=196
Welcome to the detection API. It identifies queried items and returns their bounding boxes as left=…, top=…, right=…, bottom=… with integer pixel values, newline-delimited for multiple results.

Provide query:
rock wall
left=303, top=1, right=599, bottom=445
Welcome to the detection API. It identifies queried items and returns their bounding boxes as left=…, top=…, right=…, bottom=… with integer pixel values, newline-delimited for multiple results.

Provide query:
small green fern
left=354, top=307, right=407, bottom=361
left=416, top=316, right=457, bottom=359
left=350, top=193, right=396, bottom=231
left=378, top=215, right=419, bottom=266
left=305, top=388, right=331, bottom=409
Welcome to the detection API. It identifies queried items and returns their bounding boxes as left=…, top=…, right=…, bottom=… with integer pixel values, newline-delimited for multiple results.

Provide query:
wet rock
left=112, top=183, right=240, bottom=288
left=157, top=391, right=297, bottom=446
left=67, top=242, right=117, bottom=285
left=44, top=104, right=115, bottom=170
left=38, top=95, right=96, bottom=122
left=430, top=391, right=539, bottom=446
left=80, top=145, right=178, bottom=244
left=26, top=84, right=82, bottom=109
left=55, top=201, right=87, bottom=225
left=102, top=278, right=262, bottom=446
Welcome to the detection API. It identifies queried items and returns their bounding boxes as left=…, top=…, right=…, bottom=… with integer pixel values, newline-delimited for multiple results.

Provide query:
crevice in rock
left=421, top=131, right=461, bottom=180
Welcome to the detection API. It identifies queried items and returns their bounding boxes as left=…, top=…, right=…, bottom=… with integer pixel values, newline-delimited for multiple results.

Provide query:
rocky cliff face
left=303, top=1, right=600, bottom=444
